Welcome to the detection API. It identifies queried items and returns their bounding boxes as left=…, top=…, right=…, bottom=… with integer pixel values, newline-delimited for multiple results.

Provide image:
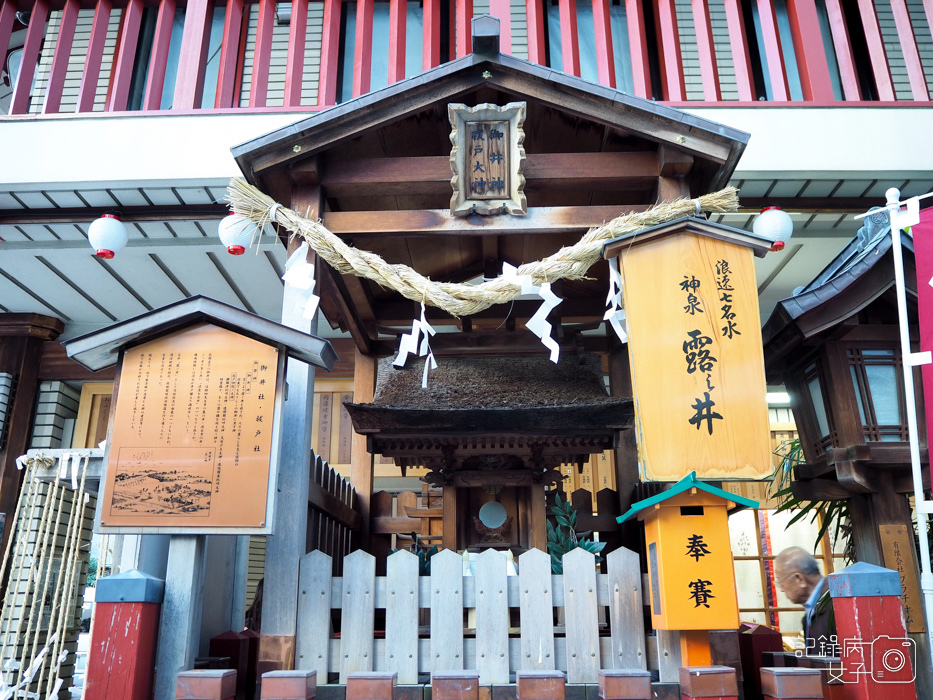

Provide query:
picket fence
left=295, top=546, right=649, bottom=685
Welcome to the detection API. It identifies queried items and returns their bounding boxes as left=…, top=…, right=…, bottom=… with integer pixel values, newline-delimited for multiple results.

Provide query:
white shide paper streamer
left=603, top=257, right=628, bottom=343
left=501, top=263, right=562, bottom=363
left=393, top=301, right=437, bottom=389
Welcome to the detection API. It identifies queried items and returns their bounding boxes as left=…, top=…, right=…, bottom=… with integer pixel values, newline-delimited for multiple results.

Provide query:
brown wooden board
left=98, top=324, right=281, bottom=532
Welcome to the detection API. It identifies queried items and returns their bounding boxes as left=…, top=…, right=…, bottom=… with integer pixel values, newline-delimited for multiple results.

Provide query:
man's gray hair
left=775, top=546, right=822, bottom=577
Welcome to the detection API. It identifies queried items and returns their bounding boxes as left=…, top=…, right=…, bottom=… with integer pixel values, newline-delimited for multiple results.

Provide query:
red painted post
left=76, top=0, right=112, bottom=112
left=455, top=0, right=473, bottom=57
left=691, top=0, right=720, bottom=101
left=591, top=0, right=615, bottom=87
left=855, top=0, right=895, bottom=100
left=759, top=667, right=822, bottom=700
left=822, top=0, right=861, bottom=100
left=488, top=0, right=512, bottom=54
left=352, top=0, right=374, bottom=96
left=889, top=0, right=929, bottom=101
left=433, top=671, right=480, bottom=700
left=260, top=670, right=316, bottom=699
left=516, top=670, right=566, bottom=700
left=597, top=669, right=651, bottom=699
left=754, top=0, right=789, bottom=101
left=346, top=672, right=397, bottom=700
left=41, top=0, right=80, bottom=113
left=107, top=0, right=144, bottom=111
left=387, top=0, right=406, bottom=84
left=722, top=0, right=754, bottom=101
left=214, top=0, right=244, bottom=108
left=177, top=670, right=237, bottom=700
left=558, top=0, right=580, bottom=76
left=174, top=0, right=214, bottom=108
left=827, top=562, right=918, bottom=700
left=9, top=0, right=48, bottom=114
left=525, top=0, right=547, bottom=65
left=422, top=0, right=441, bottom=69
left=285, top=0, right=310, bottom=104
left=319, top=0, right=341, bottom=105
left=84, top=570, right=164, bottom=700
left=783, top=0, right=834, bottom=101
left=143, top=0, right=178, bottom=110
left=679, top=665, right=738, bottom=700
left=249, top=0, right=276, bottom=106
left=625, top=0, right=651, bottom=98
left=652, top=0, right=685, bottom=101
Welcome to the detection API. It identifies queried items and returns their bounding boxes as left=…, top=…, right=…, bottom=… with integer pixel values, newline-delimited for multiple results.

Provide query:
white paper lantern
left=753, top=206, right=794, bottom=252
left=218, top=213, right=255, bottom=255
left=88, top=214, right=128, bottom=259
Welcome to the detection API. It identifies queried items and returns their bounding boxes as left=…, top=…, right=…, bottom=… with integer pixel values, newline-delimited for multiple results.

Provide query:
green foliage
left=391, top=532, right=438, bottom=575
left=546, top=493, right=607, bottom=574
left=769, top=438, right=854, bottom=563
left=86, top=557, right=98, bottom=588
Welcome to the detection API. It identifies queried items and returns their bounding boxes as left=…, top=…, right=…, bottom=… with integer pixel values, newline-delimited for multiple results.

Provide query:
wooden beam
left=387, top=0, right=406, bottom=84
left=784, top=0, right=835, bottom=101
left=310, top=152, right=660, bottom=195
left=309, top=478, right=363, bottom=530
left=856, top=0, right=895, bottom=101
left=754, top=0, right=789, bottom=100
left=722, top=0, right=755, bottom=101
left=350, top=350, right=377, bottom=548
left=143, top=0, right=178, bottom=110
left=318, top=0, right=342, bottom=106
left=324, top=205, right=648, bottom=238
left=373, top=332, right=611, bottom=356
left=823, top=0, right=861, bottom=100
left=107, top=0, right=144, bottom=111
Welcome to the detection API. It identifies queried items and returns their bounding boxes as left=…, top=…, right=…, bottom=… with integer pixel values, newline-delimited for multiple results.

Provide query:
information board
left=99, top=323, right=280, bottom=531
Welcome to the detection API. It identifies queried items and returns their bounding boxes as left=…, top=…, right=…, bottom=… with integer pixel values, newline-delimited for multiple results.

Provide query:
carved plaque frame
left=449, top=102, right=527, bottom=217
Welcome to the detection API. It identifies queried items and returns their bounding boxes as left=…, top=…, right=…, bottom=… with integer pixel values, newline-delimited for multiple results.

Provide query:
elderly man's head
left=774, top=546, right=823, bottom=605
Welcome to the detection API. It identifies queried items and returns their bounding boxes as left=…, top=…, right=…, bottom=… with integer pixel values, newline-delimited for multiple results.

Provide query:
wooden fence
left=294, top=546, right=650, bottom=685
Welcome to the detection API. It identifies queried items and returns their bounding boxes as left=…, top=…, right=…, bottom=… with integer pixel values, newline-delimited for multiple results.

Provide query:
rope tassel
left=226, top=179, right=739, bottom=318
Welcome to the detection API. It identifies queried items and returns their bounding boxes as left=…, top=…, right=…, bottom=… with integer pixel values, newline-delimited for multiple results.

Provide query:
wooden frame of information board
left=94, top=324, right=288, bottom=535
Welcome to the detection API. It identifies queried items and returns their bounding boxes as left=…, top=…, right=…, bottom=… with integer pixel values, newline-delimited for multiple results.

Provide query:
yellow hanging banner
left=608, top=219, right=772, bottom=481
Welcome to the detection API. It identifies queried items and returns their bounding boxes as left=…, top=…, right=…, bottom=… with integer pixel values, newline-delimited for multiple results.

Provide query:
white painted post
left=297, top=550, right=333, bottom=676
left=385, top=550, right=419, bottom=684
left=474, top=549, right=509, bottom=684
left=607, top=547, right=646, bottom=670
left=430, top=549, right=464, bottom=671
left=153, top=534, right=207, bottom=700
left=518, top=549, right=555, bottom=670
left=562, top=548, right=599, bottom=683
left=339, top=550, right=376, bottom=682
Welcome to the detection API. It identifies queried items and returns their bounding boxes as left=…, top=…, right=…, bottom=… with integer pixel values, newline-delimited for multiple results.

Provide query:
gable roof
left=232, top=44, right=749, bottom=194
left=64, top=295, right=337, bottom=372
left=616, top=470, right=759, bottom=523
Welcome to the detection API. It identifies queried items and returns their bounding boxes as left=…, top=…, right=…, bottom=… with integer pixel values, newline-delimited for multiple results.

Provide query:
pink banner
left=912, top=205, right=933, bottom=485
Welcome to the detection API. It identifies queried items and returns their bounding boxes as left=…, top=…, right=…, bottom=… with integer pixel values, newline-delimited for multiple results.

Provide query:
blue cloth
left=803, top=576, right=826, bottom=635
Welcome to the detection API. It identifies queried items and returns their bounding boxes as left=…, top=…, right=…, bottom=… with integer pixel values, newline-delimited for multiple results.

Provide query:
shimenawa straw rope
left=226, top=179, right=740, bottom=317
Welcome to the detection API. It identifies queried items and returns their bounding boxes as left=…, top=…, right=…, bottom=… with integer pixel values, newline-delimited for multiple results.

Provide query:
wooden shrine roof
left=762, top=214, right=916, bottom=379
left=230, top=20, right=750, bottom=353
left=345, top=354, right=632, bottom=435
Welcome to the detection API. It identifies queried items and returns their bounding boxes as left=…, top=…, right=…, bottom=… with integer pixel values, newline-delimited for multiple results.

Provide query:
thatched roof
left=345, top=353, right=633, bottom=435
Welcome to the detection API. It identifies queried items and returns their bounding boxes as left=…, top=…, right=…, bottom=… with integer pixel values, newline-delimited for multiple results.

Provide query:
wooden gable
left=233, top=20, right=749, bottom=355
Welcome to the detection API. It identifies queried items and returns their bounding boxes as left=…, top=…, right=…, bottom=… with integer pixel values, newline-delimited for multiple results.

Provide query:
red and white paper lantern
left=88, top=214, right=128, bottom=259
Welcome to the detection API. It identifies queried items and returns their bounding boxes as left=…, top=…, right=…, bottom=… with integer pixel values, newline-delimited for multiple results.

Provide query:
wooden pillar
left=442, top=485, right=458, bottom=552
left=529, top=483, right=547, bottom=552
left=350, top=350, right=376, bottom=548
left=0, top=315, right=63, bottom=558
left=261, top=187, right=321, bottom=652
left=154, top=535, right=208, bottom=700
left=608, top=333, right=639, bottom=554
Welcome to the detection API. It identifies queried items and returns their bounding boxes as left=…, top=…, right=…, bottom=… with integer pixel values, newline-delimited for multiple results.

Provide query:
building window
left=337, top=0, right=424, bottom=103
left=802, top=360, right=832, bottom=454
left=848, top=347, right=907, bottom=442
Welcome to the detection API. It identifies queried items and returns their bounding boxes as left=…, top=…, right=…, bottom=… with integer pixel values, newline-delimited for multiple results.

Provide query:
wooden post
left=262, top=192, right=320, bottom=651
left=0, top=315, right=62, bottom=559
left=154, top=535, right=208, bottom=700
left=350, top=349, right=376, bottom=548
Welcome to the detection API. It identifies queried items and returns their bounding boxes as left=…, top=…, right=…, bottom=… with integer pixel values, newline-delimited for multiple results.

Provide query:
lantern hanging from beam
left=88, top=214, right=128, bottom=259
left=218, top=213, right=255, bottom=255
